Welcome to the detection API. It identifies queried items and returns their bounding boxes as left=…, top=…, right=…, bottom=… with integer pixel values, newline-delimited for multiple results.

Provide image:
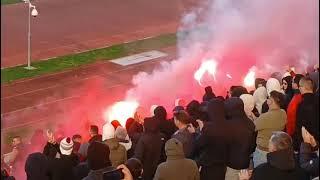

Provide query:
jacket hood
left=154, top=106, right=167, bottom=122
left=105, top=138, right=120, bottom=150
left=25, top=152, right=49, bottom=180
left=266, top=78, right=283, bottom=96
left=165, top=138, right=184, bottom=160
left=240, top=94, right=255, bottom=115
left=203, top=86, right=216, bottom=102
left=267, top=149, right=295, bottom=170
left=207, top=98, right=225, bottom=123
left=186, top=100, right=201, bottom=118
left=102, top=123, right=115, bottom=141
left=224, top=97, right=247, bottom=119
left=253, top=86, right=268, bottom=114
left=144, top=117, right=160, bottom=133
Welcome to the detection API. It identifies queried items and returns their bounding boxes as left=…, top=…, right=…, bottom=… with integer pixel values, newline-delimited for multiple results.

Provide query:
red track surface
left=1, top=47, right=177, bottom=133
left=1, top=0, right=195, bottom=68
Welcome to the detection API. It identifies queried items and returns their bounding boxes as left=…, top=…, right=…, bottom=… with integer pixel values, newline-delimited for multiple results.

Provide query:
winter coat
left=25, top=152, right=50, bottom=180
left=153, top=138, right=200, bottom=180
left=82, top=166, right=117, bottom=180
left=286, top=93, right=303, bottom=136
left=104, top=138, right=127, bottom=167
left=253, top=87, right=268, bottom=114
left=47, top=153, right=79, bottom=180
left=88, top=134, right=102, bottom=144
left=224, top=97, right=256, bottom=169
left=251, top=149, right=309, bottom=180
left=254, top=109, right=287, bottom=150
left=43, top=142, right=60, bottom=159
left=193, top=98, right=229, bottom=180
left=154, top=106, right=177, bottom=141
left=172, top=128, right=195, bottom=159
left=293, top=93, right=319, bottom=151
left=300, top=143, right=319, bottom=179
left=134, top=117, right=165, bottom=180
left=73, top=162, right=90, bottom=180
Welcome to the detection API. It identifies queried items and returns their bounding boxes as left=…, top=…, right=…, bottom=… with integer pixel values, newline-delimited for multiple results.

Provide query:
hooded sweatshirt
left=252, top=149, right=308, bottom=180
left=153, top=138, right=200, bottom=180
left=194, top=98, right=229, bottom=180
left=240, top=94, right=257, bottom=121
left=25, top=152, right=49, bottom=180
left=253, top=87, right=268, bottom=114
left=224, top=98, right=256, bottom=169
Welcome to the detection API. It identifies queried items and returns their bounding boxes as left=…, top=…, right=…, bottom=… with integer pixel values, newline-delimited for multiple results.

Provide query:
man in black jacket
left=293, top=77, right=319, bottom=152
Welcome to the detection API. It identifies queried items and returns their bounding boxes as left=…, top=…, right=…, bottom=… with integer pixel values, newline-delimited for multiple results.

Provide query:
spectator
left=150, top=105, right=158, bottom=116
left=231, top=86, right=248, bottom=98
left=154, top=106, right=177, bottom=142
left=125, top=118, right=135, bottom=132
left=224, top=97, right=256, bottom=180
left=300, top=127, right=319, bottom=179
left=282, top=76, right=294, bottom=103
left=239, top=131, right=308, bottom=180
left=253, top=87, right=267, bottom=115
left=25, top=152, right=49, bottom=180
left=47, top=137, right=79, bottom=180
left=203, top=86, right=216, bottom=102
left=115, top=126, right=132, bottom=151
left=253, top=91, right=287, bottom=168
left=293, top=77, right=319, bottom=152
left=127, top=116, right=144, bottom=162
left=103, top=124, right=127, bottom=167
left=193, top=98, right=229, bottom=180
left=286, top=74, right=304, bottom=137
left=186, top=100, right=202, bottom=123
left=83, top=141, right=116, bottom=180
left=88, top=125, right=102, bottom=143
left=43, top=129, right=60, bottom=159
left=175, top=98, right=187, bottom=107
left=240, top=94, right=257, bottom=121
left=261, top=78, right=286, bottom=113
left=172, top=110, right=195, bottom=159
left=125, top=158, right=143, bottom=180
left=154, top=138, right=200, bottom=180
left=134, top=117, right=164, bottom=180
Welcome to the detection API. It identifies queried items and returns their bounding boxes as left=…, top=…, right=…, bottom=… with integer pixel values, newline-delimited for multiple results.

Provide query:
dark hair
left=269, top=91, right=285, bottom=107
left=231, top=86, right=248, bottom=97
left=173, top=110, right=190, bottom=125
left=72, top=134, right=82, bottom=141
left=255, top=78, right=267, bottom=89
left=282, top=76, right=293, bottom=93
left=90, top=125, right=99, bottom=135
left=293, top=74, right=304, bottom=87
left=125, top=158, right=143, bottom=179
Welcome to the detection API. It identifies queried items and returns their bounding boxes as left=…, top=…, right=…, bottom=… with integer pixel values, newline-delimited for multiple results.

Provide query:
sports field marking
left=110, top=50, right=168, bottom=66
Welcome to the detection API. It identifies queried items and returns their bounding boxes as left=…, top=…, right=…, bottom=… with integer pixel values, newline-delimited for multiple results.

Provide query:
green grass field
left=1, top=33, right=177, bottom=84
left=1, top=0, right=21, bottom=5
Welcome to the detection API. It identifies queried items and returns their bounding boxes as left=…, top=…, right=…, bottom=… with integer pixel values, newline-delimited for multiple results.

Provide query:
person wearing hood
left=153, top=138, right=200, bottom=180
left=88, top=125, right=103, bottom=143
left=202, top=86, right=216, bottom=102
left=83, top=141, right=117, bottom=180
left=103, top=124, right=127, bottom=167
left=255, top=78, right=267, bottom=89
left=253, top=91, right=287, bottom=168
left=240, top=94, right=258, bottom=121
left=286, top=74, right=304, bottom=137
left=224, top=97, right=256, bottom=180
left=154, top=106, right=177, bottom=142
left=134, top=117, right=164, bottom=180
left=293, top=77, right=319, bottom=152
left=186, top=100, right=202, bottom=124
left=172, top=110, right=195, bottom=159
left=115, top=126, right=133, bottom=159
left=261, top=78, right=286, bottom=113
left=192, top=98, right=229, bottom=180
left=253, top=87, right=268, bottom=115
left=239, top=131, right=308, bottom=180
left=25, top=152, right=49, bottom=180
left=282, top=75, right=294, bottom=103
left=47, top=137, right=79, bottom=180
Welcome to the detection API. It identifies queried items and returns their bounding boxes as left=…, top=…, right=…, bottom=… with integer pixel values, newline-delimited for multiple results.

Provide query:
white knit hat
left=60, top=137, right=74, bottom=155
left=102, top=123, right=115, bottom=141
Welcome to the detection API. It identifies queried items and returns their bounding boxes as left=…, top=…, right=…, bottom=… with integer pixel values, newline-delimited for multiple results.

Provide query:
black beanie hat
left=87, top=141, right=111, bottom=170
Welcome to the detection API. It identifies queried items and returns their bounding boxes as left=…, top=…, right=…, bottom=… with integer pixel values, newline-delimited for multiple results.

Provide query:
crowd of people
left=1, top=65, right=319, bottom=180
